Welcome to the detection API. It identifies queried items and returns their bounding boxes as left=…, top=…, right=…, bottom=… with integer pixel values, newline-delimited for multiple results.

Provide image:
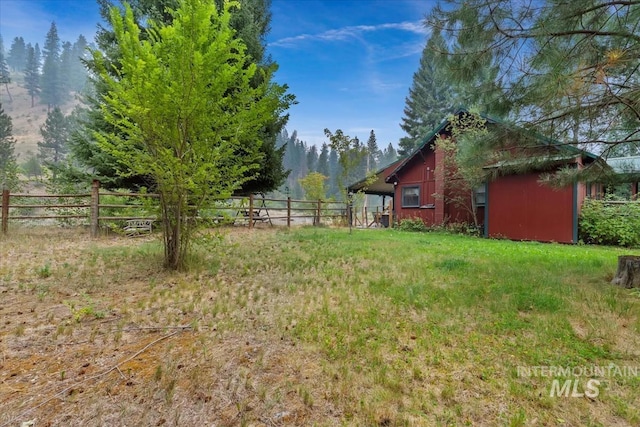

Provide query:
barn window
left=402, top=186, right=420, bottom=207
left=474, top=185, right=486, bottom=206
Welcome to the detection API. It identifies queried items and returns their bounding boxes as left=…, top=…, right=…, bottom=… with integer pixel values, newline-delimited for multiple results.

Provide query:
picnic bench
left=124, top=219, right=154, bottom=237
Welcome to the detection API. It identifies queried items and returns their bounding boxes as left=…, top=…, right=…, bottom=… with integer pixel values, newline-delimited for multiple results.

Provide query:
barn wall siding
left=487, top=173, right=575, bottom=243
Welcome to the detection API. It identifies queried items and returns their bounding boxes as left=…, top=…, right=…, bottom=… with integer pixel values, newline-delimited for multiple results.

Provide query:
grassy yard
left=0, top=226, right=638, bottom=426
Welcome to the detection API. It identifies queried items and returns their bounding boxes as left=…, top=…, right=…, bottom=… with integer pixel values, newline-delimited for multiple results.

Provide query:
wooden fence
left=1, top=180, right=351, bottom=237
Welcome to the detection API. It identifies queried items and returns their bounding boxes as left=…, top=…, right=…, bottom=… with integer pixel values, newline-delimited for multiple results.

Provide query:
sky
left=0, top=0, right=436, bottom=148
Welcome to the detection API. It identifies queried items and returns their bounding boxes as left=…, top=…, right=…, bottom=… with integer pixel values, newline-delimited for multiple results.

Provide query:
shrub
left=398, top=217, right=428, bottom=232
left=579, top=198, right=640, bottom=247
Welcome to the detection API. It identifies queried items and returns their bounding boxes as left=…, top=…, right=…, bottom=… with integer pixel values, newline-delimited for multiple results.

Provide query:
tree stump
left=611, top=256, right=640, bottom=288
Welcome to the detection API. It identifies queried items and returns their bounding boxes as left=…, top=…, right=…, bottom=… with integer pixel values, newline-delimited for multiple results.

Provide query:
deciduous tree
left=94, top=0, right=292, bottom=270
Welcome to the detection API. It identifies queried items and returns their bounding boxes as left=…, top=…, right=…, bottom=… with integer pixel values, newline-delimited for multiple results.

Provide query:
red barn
left=350, top=112, right=600, bottom=243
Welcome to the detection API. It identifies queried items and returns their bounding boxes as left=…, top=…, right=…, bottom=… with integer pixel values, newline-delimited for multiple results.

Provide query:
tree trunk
left=611, top=256, right=640, bottom=288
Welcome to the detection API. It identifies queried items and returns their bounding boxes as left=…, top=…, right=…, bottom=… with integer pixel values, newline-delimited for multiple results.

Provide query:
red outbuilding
left=350, top=111, right=602, bottom=243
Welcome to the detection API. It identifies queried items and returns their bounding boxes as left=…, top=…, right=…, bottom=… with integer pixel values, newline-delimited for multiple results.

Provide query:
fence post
left=316, top=199, right=322, bottom=226
left=287, top=196, right=291, bottom=228
left=1, top=188, right=9, bottom=235
left=248, top=194, right=254, bottom=229
left=90, top=179, right=100, bottom=238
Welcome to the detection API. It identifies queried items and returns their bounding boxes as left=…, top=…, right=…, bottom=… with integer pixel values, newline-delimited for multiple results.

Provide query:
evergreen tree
left=59, top=41, right=73, bottom=96
left=7, top=36, right=27, bottom=72
left=306, top=145, right=318, bottom=172
left=428, top=0, right=638, bottom=159
left=41, top=22, right=64, bottom=108
left=23, top=44, right=40, bottom=107
left=399, top=30, right=455, bottom=156
left=70, top=35, right=89, bottom=92
left=0, top=104, right=19, bottom=190
left=34, top=43, right=41, bottom=70
left=0, top=45, right=10, bottom=102
left=366, top=130, right=380, bottom=172
left=72, top=0, right=292, bottom=194
left=380, top=143, right=398, bottom=167
left=317, top=143, right=330, bottom=177
left=38, top=106, right=69, bottom=177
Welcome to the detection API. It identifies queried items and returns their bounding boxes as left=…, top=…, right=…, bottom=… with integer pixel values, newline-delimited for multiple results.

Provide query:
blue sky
left=0, top=0, right=435, bottom=148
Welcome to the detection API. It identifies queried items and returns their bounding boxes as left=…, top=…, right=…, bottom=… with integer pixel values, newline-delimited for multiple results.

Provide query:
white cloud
left=270, top=21, right=427, bottom=48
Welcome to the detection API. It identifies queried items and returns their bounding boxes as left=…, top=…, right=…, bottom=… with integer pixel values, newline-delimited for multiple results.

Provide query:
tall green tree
left=317, top=143, right=330, bottom=177
left=70, top=35, right=89, bottom=92
left=41, top=22, right=64, bottom=108
left=380, top=143, right=398, bottom=167
left=7, top=36, right=26, bottom=72
left=38, top=107, right=69, bottom=178
left=324, top=128, right=366, bottom=201
left=399, top=30, right=455, bottom=156
left=0, top=45, right=10, bottom=102
left=70, top=0, right=291, bottom=194
left=94, top=0, right=292, bottom=270
left=366, top=130, right=380, bottom=172
left=428, top=0, right=640, bottom=161
left=24, top=44, right=40, bottom=107
left=0, top=104, right=19, bottom=190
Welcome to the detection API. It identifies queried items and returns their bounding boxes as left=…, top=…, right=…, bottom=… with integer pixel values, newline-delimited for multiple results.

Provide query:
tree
left=380, top=143, right=398, bottom=167
left=7, top=36, right=27, bottom=72
left=59, top=41, right=73, bottom=96
left=428, top=0, right=640, bottom=165
left=0, top=104, right=19, bottom=190
left=38, top=107, right=69, bottom=178
left=21, top=153, right=43, bottom=180
left=0, top=44, right=10, bottom=102
left=71, top=0, right=292, bottom=194
left=317, top=143, right=330, bottom=177
left=23, top=44, right=40, bottom=107
left=41, top=22, right=64, bottom=108
left=93, top=0, right=292, bottom=270
left=70, top=35, right=89, bottom=92
left=299, top=171, right=328, bottom=201
left=306, top=145, right=318, bottom=172
left=366, top=130, right=380, bottom=172
left=399, top=30, right=456, bottom=156
left=324, top=128, right=367, bottom=201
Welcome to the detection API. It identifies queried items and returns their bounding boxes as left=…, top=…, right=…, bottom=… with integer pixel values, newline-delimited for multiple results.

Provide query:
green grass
left=273, top=228, right=639, bottom=425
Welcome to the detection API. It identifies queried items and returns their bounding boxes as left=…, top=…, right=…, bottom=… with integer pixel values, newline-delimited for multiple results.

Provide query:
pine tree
left=380, top=143, right=398, bottom=167
left=38, top=107, right=69, bottom=178
left=70, top=35, right=89, bottom=92
left=41, top=22, right=63, bottom=108
left=399, top=30, right=454, bottom=156
left=317, top=143, right=330, bottom=177
left=72, top=0, right=292, bottom=194
left=428, top=0, right=638, bottom=158
left=7, top=37, right=27, bottom=72
left=306, top=145, right=318, bottom=172
left=366, top=130, right=380, bottom=172
left=23, top=44, right=40, bottom=107
left=0, top=104, right=19, bottom=190
left=0, top=46, right=11, bottom=102
left=34, top=43, right=41, bottom=69
left=59, top=41, right=73, bottom=97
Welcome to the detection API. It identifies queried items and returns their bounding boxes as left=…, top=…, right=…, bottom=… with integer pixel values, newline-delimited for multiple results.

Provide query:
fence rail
left=1, top=180, right=353, bottom=236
